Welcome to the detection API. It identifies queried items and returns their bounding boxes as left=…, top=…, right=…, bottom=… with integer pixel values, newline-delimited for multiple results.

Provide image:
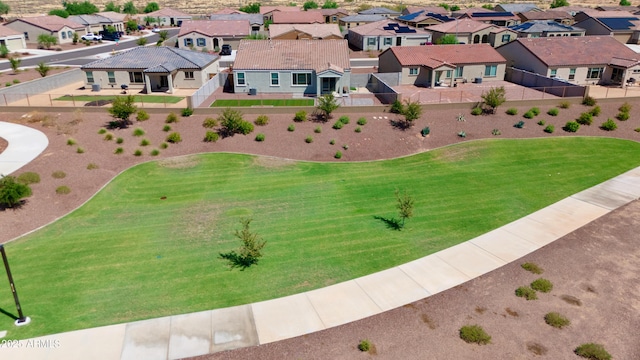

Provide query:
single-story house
left=178, top=20, right=249, bottom=51
left=517, top=10, right=575, bottom=25
left=458, top=11, right=521, bottom=27
left=272, top=10, right=324, bottom=24
left=0, top=25, right=27, bottom=51
left=358, top=7, right=402, bottom=18
left=96, top=12, right=128, bottom=31
left=269, top=24, right=342, bottom=40
left=378, top=44, right=507, bottom=87
left=321, top=8, right=349, bottom=24
left=427, top=19, right=517, bottom=47
left=595, top=5, right=640, bottom=13
left=138, top=8, right=193, bottom=27
left=209, top=13, right=264, bottom=33
left=68, top=13, right=125, bottom=34
left=573, top=10, right=640, bottom=44
left=402, top=6, right=450, bottom=16
left=5, top=15, right=84, bottom=44
left=551, top=5, right=593, bottom=17
left=397, top=10, right=455, bottom=28
left=212, top=8, right=246, bottom=15
left=494, top=3, right=540, bottom=14
left=348, top=20, right=432, bottom=51
left=339, top=15, right=386, bottom=29
left=495, top=36, right=640, bottom=86
left=261, top=6, right=301, bottom=22
left=509, top=20, right=585, bottom=38
left=232, top=39, right=350, bottom=96
left=451, top=7, right=495, bottom=18
left=80, top=46, right=219, bottom=93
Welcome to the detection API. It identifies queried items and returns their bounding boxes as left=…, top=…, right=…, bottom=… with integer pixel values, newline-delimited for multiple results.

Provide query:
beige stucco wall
left=1, top=36, right=26, bottom=51
left=6, top=22, right=82, bottom=44
left=178, top=33, right=243, bottom=51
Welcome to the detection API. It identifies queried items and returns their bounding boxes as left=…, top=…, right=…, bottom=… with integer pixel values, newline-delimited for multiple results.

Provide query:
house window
left=184, top=38, right=193, bottom=47
left=293, top=72, right=311, bottom=86
left=108, top=71, right=116, bottom=83
left=550, top=69, right=557, bottom=78
left=86, top=71, right=94, bottom=83
left=68, top=31, right=72, bottom=38
left=24, top=32, right=29, bottom=40
left=455, top=66, right=464, bottom=78
left=236, top=72, right=246, bottom=86
left=501, top=34, right=510, bottom=42
left=196, top=38, right=206, bottom=47
left=332, top=16, right=337, bottom=22
left=61, top=32, right=67, bottom=39
left=184, top=71, right=194, bottom=79
left=383, top=37, right=392, bottom=45
left=587, top=67, right=603, bottom=79
left=446, top=70, right=452, bottom=78
left=569, top=68, right=576, bottom=80
left=270, top=72, right=279, bottom=86
left=409, top=67, right=418, bottom=76
left=367, top=37, right=376, bottom=45
left=129, top=71, right=144, bottom=83
left=484, top=65, right=497, bottom=77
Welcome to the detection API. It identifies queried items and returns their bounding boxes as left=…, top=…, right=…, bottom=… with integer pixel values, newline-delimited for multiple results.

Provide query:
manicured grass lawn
left=3, top=138, right=640, bottom=340
left=211, top=99, right=314, bottom=107
left=54, top=95, right=184, bottom=104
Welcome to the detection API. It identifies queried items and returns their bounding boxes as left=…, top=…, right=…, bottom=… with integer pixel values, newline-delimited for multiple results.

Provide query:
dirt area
left=0, top=137, right=6, bottom=154
left=0, top=68, right=76, bottom=86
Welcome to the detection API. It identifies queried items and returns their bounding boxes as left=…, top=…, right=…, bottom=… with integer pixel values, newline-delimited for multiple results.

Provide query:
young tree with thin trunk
left=219, top=218, right=266, bottom=269
left=0, top=175, right=32, bottom=208
left=108, top=95, right=137, bottom=128
left=8, top=56, right=20, bottom=74
left=396, top=190, right=414, bottom=228
left=316, top=93, right=340, bottom=120
left=481, top=86, right=507, bottom=114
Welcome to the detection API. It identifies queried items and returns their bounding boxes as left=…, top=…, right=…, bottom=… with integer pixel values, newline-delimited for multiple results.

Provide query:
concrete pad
left=306, top=280, right=382, bottom=329
left=608, top=177, right=640, bottom=196
left=399, top=254, right=470, bottom=295
left=0, top=122, right=49, bottom=175
left=168, top=311, right=211, bottom=360
left=502, top=217, right=562, bottom=247
left=435, top=242, right=506, bottom=278
left=355, top=267, right=430, bottom=311
left=252, top=293, right=324, bottom=344
left=469, top=228, right=540, bottom=263
left=572, top=182, right=639, bottom=210
left=211, top=305, right=259, bottom=351
left=528, top=202, right=603, bottom=237
left=121, top=317, right=170, bottom=360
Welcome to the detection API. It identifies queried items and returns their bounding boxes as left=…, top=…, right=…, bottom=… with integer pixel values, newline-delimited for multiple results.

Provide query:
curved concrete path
left=0, top=122, right=49, bottom=176
left=2, top=154, right=640, bottom=359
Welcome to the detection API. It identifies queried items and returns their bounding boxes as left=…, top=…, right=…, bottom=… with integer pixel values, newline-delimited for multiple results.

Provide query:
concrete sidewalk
left=1, top=162, right=639, bottom=359
left=0, top=122, right=48, bottom=176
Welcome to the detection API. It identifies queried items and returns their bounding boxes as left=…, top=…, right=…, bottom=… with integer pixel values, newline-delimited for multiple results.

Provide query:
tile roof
left=387, top=44, right=506, bottom=67
left=575, top=9, right=637, bottom=21
left=7, top=15, right=84, bottom=31
left=426, top=18, right=493, bottom=33
left=397, top=10, right=455, bottom=23
left=340, top=15, right=387, bottom=23
left=272, top=10, right=324, bottom=24
left=81, top=46, right=218, bottom=71
left=233, top=39, right=350, bottom=72
left=500, top=36, right=639, bottom=67
left=359, top=7, right=401, bottom=15
left=509, top=20, right=584, bottom=33
left=518, top=10, right=573, bottom=21
left=260, top=6, right=301, bottom=15
left=609, top=56, right=640, bottom=67
left=0, top=24, right=22, bottom=37
left=462, top=11, right=520, bottom=21
left=349, top=19, right=429, bottom=36
left=320, top=8, right=348, bottom=16
left=212, top=8, right=246, bottom=15
left=269, top=23, right=342, bottom=38
left=404, top=6, right=450, bottom=16
left=209, top=14, right=263, bottom=25
left=179, top=20, right=250, bottom=37
left=495, top=3, right=539, bottom=13
left=68, top=14, right=114, bottom=26
left=451, top=7, right=494, bottom=17
left=145, top=8, right=192, bottom=17
left=96, top=11, right=128, bottom=22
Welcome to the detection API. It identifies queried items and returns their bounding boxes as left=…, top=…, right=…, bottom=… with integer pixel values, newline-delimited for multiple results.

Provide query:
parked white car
left=81, top=33, right=102, bottom=41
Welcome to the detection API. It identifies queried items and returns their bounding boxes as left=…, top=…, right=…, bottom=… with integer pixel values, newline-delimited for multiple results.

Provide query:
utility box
left=91, top=84, right=101, bottom=92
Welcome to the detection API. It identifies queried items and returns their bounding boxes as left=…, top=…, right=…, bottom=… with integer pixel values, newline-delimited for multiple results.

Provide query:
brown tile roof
left=609, top=56, right=640, bottom=68
left=178, top=20, right=250, bottom=37
left=7, top=15, right=84, bottom=31
left=272, top=10, right=324, bottom=24
left=260, top=6, right=301, bottom=15
left=405, top=6, right=449, bottom=15
left=349, top=19, right=430, bottom=37
left=503, top=36, right=640, bottom=67
left=0, top=24, right=22, bottom=37
left=426, top=18, right=493, bottom=33
left=387, top=44, right=506, bottom=67
left=233, top=39, right=350, bottom=73
left=518, top=10, right=573, bottom=21
left=96, top=11, right=128, bottom=22
left=320, top=8, right=348, bottom=16
left=145, top=8, right=192, bottom=17
left=212, top=8, right=246, bottom=15
left=269, top=23, right=342, bottom=39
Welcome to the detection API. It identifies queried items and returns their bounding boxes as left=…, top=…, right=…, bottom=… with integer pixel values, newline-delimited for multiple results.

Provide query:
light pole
left=0, top=244, right=30, bottom=326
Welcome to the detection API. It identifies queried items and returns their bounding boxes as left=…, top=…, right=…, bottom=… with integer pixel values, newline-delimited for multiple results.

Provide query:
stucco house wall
left=234, top=69, right=351, bottom=95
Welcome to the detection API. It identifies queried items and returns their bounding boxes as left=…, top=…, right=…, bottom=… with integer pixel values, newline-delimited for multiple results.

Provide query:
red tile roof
left=233, top=39, right=350, bottom=72
left=0, top=24, right=22, bottom=37
left=518, top=10, right=573, bottom=21
left=7, top=15, right=84, bottom=31
left=272, top=10, right=324, bottom=24
left=260, top=6, right=301, bottom=15
left=178, top=20, right=250, bottom=37
left=269, top=23, right=342, bottom=39
left=349, top=19, right=429, bottom=36
left=426, top=18, right=493, bottom=33
left=387, top=44, right=506, bottom=67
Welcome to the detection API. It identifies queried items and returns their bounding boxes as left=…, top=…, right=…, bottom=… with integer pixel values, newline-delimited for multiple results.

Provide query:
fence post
left=562, top=86, right=566, bottom=98
left=49, top=94, right=53, bottom=107
left=72, top=95, right=76, bottom=107
left=605, top=87, right=609, bottom=98
left=459, top=90, right=463, bottom=103
left=26, top=94, right=30, bottom=107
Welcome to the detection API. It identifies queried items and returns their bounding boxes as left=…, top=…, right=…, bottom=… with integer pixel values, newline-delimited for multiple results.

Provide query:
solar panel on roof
left=387, top=22, right=398, bottom=26
left=598, top=17, right=638, bottom=31
left=472, top=12, right=514, bottom=17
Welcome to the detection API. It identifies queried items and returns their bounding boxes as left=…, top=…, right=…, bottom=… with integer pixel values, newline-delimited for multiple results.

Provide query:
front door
left=611, top=68, right=623, bottom=83
left=160, top=76, right=168, bottom=88
left=396, top=37, right=401, bottom=46
left=322, top=77, right=336, bottom=94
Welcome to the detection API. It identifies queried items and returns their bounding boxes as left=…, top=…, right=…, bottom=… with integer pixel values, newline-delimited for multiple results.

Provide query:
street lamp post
left=0, top=244, right=30, bottom=326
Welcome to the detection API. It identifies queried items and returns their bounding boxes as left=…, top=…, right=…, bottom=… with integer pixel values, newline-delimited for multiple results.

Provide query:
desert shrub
left=616, top=111, right=629, bottom=121
left=314, top=126, right=322, bottom=133
left=166, top=132, right=182, bottom=143
left=544, top=125, right=555, bottom=133
left=577, top=112, right=593, bottom=125
left=17, top=172, right=40, bottom=184
left=181, top=107, right=193, bottom=117
left=76, top=147, right=84, bottom=154
left=162, top=125, right=171, bottom=132
left=136, top=110, right=150, bottom=121
left=5, top=82, right=10, bottom=87
left=255, top=133, right=265, bottom=142
left=238, top=121, right=254, bottom=135
left=104, top=133, right=114, bottom=141
left=582, top=96, right=596, bottom=106
left=334, top=151, right=342, bottom=159
left=358, top=340, right=371, bottom=352
left=635, top=128, right=640, bottom=132
left=538, top=119, right=546, bottom=126
left=114, top=147, right=124, bottom=154
left=150, top=149, right=160, bottom=156
left=458, top=131, right=466, bottom=138
left=329, top=139, right=335, bottom=145
left=530, top=107, right=540, bottom=116
left=531, top=278, right=553, bottom=293
left=343, top=144, right=349, bottom=150
left=165, top=112, right=178, bottom=123
left=506, top=108, right=518, bottom=115
left=563, top=121, right=580, bottom=132
left=471, top=107, right=482, bottom=116
left=140, top=139, right=150, bottom=146
left=574, top=343, right=611, bottom=360
left=204, top=131, right=219, bottom=142
left=160, top=143, right=168, bottom=149
left=116, top=137, right=123, bottom=144
left=421, top=127, right=430, bottom=136
left=544, top=312, right=570, bottom=328
left=559, top=101, right=571, bottom=109
left=66, top=138, right=77, bottom=146
left=459, top=325, right=491, bottom=345
left=547, top=108, right=559, bottom=116
left=133, top=149, right=142, bottom=156
left=357, top=117, right=367, bottom=125
left=339, top=115, right=350, bottom=124
left=12, top=79, right=19, bottom=84
left=515, top=286, right=538, bottom=300
left=521, top=262, right=543, bottom=274
left=294, top=111, right=307, bottom=122
left=287, top=124, right=295, bottom=132
left=590, top=105, right=601, bottom=116
left=254, top=115, right=269, bottom=126
left=390, top=99, right=404, bottom=113
left=619, top=102, right=632, bottom=113
left=86, top=163, right=99, bottom=170
left=523, top=111, right=534, bottom=119
left=332, top=121, right=343, bottom=129
left=133, top=128, right=145, bottom=136
left=600, top=118, right=617, bottom=131
left=98, top=128, right=107, bottom=134
left=55, top=186, right=71, bottom=195
left=203, top=117, right=218, bottom=128
left=491, top=129, right=501, bottom=136
left=355, top=127, right=362, bottom=133
left=305, top=136, right=313, bottom=143
left=514, top=121, right=525, bottom=128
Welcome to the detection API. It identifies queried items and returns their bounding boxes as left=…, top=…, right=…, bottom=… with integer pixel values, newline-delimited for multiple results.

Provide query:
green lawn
left=3, top=138, right=640, bottom=340
left=211, top=99, right=314, bottom=107
left=54, top=95, right=185, bottom=104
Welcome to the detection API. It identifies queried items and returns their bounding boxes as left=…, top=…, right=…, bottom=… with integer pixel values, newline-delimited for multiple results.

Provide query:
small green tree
left=72, top=31, right=79, bottom=44
left=48, top=9, right=70, bottom=18
left=37, top=33, right=58, bottom=49
left=550, top=0, right=569, bottom=8
left=436, top=34, right=459, bottom=44
left=126, top=20, right=139, bottom=32
left=136, top=37, right=148, bottom=46
left=402, top=100, right=422, bottom=126
left=322, top=0, right=338, bottom=8
left=108, top=95, right=138, bottom=128
left=303, top=1, right=318, bottom=10
left=0, top=175, right=32, bottom=208
left=239, top=2, right=260, bottom=13
left=123, top=1, right=138, bottom=14
left=36, top=62, right=51, bottom=77
left=218, top=108, right=254, bottom=136
left=0, top=1, right=10, bottom=18
left=8, top=56, right=20, bottom=74
left=143, top=15, right=156, bottom=26
left=316, top=93, right=340, bottom=120
left=620, top=0, right=631, bottom=5
left=396, top=190, right=414, bottom=228
left=144, top=2, right=160, bottom=13
left=481, top=86, right=507, bottom=114
left=103, top=1, right=121, bottom=12
left=219, top=218, right=266, bottom=269
left=0, top=44, right=9, bottom=58
left=158, top=30, right=169, bottom=42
